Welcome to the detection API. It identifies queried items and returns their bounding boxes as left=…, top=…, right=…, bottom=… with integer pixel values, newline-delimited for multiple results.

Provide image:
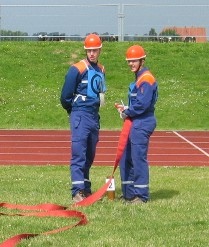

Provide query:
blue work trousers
left=69, top=110, right=100, bottom=197
left=119, top=116, right=156, bottom=201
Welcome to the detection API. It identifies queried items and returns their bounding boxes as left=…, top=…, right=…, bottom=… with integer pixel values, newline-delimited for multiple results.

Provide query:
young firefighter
left=116, top=45, right=158, bottom=204
left=60, top=34, right=106, bottom=203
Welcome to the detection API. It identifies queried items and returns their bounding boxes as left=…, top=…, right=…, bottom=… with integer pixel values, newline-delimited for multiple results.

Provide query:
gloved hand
left=114, top=103, right=128, bottom=113
left=120, top=111, right=128, bottom=120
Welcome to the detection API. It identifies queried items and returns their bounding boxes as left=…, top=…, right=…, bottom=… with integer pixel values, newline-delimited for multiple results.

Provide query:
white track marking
left=173, top=131, right=209, bottom=157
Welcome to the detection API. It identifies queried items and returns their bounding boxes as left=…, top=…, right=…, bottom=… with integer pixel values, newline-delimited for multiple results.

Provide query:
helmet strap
left=137, top=59, right=145, bottom=72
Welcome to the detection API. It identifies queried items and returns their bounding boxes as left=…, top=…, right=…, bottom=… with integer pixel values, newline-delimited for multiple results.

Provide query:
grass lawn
left=0, top=165, right=209, bottom=247
left=0, top=41, right=209, bottom=130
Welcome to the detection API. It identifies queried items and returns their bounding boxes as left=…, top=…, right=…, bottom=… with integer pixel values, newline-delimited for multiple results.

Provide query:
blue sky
left=1, top=0, right=209, bottom=37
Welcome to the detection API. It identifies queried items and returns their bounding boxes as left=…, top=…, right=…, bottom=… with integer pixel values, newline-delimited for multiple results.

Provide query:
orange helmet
left=84, top=34, right=102, bottom=49
left=126, top=45, right=146, bottom=60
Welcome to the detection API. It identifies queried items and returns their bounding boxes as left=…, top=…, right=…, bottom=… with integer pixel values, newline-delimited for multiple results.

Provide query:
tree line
left=0, top=28, right=196, bottom=42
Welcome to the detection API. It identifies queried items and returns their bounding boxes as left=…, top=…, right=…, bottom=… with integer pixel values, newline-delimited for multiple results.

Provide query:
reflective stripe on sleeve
left=81, top=80, right=88, bottom=84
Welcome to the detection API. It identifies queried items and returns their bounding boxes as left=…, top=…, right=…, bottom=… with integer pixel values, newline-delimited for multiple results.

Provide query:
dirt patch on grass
left=52, top=49, right=65, bottom=54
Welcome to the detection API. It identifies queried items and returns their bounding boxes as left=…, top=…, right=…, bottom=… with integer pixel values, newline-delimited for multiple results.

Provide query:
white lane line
left=173, top=131, right=209, bottom=158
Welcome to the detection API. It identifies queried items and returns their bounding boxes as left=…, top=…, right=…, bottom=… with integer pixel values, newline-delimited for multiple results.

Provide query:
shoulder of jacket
left=136, top=71, right=156, bottom=87
left=97, top=63, right=105, bottom=73
left=73, top=60, right=87, bottom=74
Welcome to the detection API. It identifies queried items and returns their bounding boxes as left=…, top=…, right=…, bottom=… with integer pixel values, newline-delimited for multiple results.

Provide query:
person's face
left=86, top=49, right=101, bottom=63
left=127, top=59, right=143, bottom=73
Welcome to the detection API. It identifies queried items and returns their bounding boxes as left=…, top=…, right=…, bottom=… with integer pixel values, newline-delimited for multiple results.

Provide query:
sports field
left=1, top=129, right=209, bottom=246
left=0, top=41, right=209, bottom=246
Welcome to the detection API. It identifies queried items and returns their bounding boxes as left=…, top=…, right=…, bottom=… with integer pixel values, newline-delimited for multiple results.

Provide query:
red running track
left=0, top=130, right=209, bottom=166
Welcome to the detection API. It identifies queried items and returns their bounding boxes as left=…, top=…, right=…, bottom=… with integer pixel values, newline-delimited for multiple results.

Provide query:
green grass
left=0, top=165, right=209, bottom=246
left=0, top=41, right=209, bottom=130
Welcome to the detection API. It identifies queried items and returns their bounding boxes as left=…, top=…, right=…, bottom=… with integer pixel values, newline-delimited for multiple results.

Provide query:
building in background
left=162, top=26, right=207, bottom=43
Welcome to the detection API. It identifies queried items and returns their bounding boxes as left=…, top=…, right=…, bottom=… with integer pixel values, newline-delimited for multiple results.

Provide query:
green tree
left=159, top=29, right=182, bottom=41
left=0, top=29, right=28, bottom=40
left=149, top=28, right=157, bottom=36
left=148, top=28, right=158, bottom=41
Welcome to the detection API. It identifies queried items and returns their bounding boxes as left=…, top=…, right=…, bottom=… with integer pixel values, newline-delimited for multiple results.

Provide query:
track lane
left=0, top=130, right=209, bottom=166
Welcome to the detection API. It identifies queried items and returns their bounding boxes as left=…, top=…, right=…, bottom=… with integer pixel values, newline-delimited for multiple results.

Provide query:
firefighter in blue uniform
left=116, top=45, right=158, bottom=204
left=60, top=34, right=106, bottom=203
